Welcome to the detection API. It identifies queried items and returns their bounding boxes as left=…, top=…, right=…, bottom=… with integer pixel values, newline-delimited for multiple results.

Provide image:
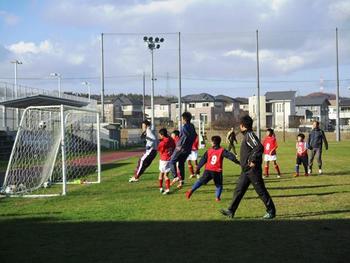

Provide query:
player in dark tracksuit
left=185, top=136, right=240, bottom=201
left=168, top=112, right=197, bottom=188
left=308, top=121, right=328, bottom=175
left=221, top=115, right=276, bottom=219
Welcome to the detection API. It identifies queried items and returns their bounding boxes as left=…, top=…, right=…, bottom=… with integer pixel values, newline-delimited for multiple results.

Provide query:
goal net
left=1, top=105, right=101, bottom=197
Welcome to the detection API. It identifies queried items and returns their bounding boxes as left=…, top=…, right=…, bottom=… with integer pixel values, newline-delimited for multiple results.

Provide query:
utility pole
left=178, top=32, right=182, bottom=129
left=142, top=72, right=146, bottom=120
left=256, top=30, right=261, bottom=139
left=335, top=27, right=341, bottom=142
left=100, top=33, right=105, bottom=122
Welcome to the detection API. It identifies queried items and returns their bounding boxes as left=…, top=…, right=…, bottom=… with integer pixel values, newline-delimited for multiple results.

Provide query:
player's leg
left=169, top=150, right=181, bottom=180
left=303, top=156, right=309, bottom=176
left=308, top=149, right=316, bottom=174
left=194, top=159, right=199, bottom=178
left=130, top=149, right=156, bottom=182
left=232, top=143, right=237, bottom=155
left=222, top=172, right=251, bottom=217
left=295, top=157, right=301, bottom=177
left=273, top=159, right=281, bottom=177
left=188, top=159, right=195, bottom=178
left=248, top=168, right=276, bottom=218
left=163, top=172, right=171, bottom=195
left=159, top=172, right=164, bottom=193
left=227, top=143, right=232, bottom=152
left=177, top=152, right=190, bottom=186
left=213, top=172, right=223, bottom=201
left=316, top=148, right=323, bottom=174
left=186, top=170, right=212, bottom=199
left=264, top=160, right=270, bottom=177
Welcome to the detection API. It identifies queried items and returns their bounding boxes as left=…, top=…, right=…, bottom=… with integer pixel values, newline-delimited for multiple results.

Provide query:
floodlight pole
left=11, top=60, right=22, bottom=127
left=335, top=28, right=341, bottom=142
left=178, top=32, right=182, bottom=129
left=151, top=49, right=155, bottom=129
left=283, top=100, right=286, bottom=142
left=142, top=72, right=146, bottom=120
left=82, top=81, right=91, bottom=102
left=256, top=30, right=261, bottom=139
left=100, top=33, right=105, bottom=122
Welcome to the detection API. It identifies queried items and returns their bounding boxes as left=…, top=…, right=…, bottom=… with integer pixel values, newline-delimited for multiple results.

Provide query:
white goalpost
left=1, top=105, right=101, bottom=197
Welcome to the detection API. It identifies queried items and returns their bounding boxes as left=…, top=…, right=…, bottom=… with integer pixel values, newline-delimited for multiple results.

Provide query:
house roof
left=144, top=97, right=170, bottom=106
left=307, top=92, right=336, bottom=100
left=215, top=95, right=238, bottom=103
left=115, top=95, right=142, bottom=106
left=329, top=98, right=350, bottom=107
left=234, top=97, right=248, bottom=104
left=182, top=93, right=216, bottom=102
left=296, top=96, right=330, bottom=106
left=265, top=91, right=296, bottom=101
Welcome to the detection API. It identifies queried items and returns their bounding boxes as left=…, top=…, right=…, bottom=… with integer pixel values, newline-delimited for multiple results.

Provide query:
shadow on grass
left=101, top=162, right=131, bottom=172
left=0, top=217, right=349, bottom=263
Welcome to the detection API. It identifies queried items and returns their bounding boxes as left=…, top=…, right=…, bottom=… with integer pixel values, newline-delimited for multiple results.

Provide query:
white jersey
left=145, top=127, right=158, bottom=150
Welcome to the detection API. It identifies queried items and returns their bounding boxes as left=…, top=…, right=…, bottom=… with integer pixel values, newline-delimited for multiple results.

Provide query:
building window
left=189, top=103, right=195, bottom=108
left=202, top=102, right=209, bottom=107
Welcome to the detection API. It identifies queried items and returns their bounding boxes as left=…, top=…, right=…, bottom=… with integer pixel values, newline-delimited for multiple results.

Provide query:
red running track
left=101, top=149, right=144, bottom=164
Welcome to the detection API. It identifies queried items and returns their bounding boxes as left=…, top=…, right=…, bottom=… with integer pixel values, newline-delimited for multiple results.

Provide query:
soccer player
left=187, top=134, right=200, bottom=179
left=168, top=112, right=197, bottom=188
left=262, top=128, right=281, bottom=178
left=226, top=127, right=238, bottom=155
left=220, top=115, right=276, bottom=219
left=171, top=130, right=180, bottom=145
left=157, top=128, right=175, bottom=194
left=129, top=120, right=158, bottom=182
left=308, top=121, right=328, bottom=175
left=185, top=136, right=240, bottom=201
left=295, top=133, right=309, bottom=177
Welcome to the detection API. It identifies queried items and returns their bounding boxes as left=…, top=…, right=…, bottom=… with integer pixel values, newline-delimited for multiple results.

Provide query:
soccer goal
left=1, top=105, right=101, bottom=197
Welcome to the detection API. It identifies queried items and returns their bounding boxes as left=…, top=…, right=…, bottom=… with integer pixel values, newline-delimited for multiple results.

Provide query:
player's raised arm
left=223, top=149, right=240, bottom=165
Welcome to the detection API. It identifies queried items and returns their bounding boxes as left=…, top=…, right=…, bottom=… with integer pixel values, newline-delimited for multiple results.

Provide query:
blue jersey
left=177, top=123, right=197, bottom=153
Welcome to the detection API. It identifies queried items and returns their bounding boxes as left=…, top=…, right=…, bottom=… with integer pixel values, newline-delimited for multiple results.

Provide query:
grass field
left=0, top=140, right=350, bottom=262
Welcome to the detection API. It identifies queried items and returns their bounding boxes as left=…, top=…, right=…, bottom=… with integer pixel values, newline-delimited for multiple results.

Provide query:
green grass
left=0, top=140, right=350, bottom=262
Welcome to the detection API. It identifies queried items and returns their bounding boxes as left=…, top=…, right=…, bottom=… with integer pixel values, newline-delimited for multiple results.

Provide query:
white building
left=329, top=98, right=350, bottom=129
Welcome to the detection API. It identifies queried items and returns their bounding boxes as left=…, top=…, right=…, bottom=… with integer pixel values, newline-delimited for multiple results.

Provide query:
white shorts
left=187, top=151, right=198, bottom=161
left=159, top=160, right=170, bottom=173
left=264, top=154, right=277, bottom=162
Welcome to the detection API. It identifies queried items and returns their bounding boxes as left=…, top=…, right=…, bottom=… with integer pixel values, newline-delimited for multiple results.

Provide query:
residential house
left=248, top=91, right=297, bottom=130
left=215, top=95, right=241, bottom=120
left=295, top=96, right=330, bottom=130
left=329, top=98, right=350, bottom=128
left=170, top=93, right=225, bottom=126
left=235, top=97, right=249, bottom=113
left=145, top=97, right=172, bottom=125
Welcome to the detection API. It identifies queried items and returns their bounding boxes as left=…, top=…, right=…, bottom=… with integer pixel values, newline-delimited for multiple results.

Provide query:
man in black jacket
left=221, top=115, right=276, bottom=219
left=308, top=121, right=328, bottom=175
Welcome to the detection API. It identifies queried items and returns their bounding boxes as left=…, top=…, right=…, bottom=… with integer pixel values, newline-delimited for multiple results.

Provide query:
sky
left=1, top=0, right=350, bottom=98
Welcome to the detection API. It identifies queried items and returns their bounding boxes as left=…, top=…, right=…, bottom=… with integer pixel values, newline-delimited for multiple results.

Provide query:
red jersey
left=296, top=141, right=308, bottom=157
left=192, top=135, right=199, bottom=151
left=205, top=147, right=225, bottom=172
left=262, top=135, right=278, bottom=155
left=173, top=136, right=180, bottom=145
left=158, top=137, right=175, bottom=161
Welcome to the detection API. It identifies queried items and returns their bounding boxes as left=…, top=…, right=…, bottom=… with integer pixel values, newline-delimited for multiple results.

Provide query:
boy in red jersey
left=187, top=134, right=200, bottom=179
left=262, top=128, right=281, bottom=178
left=158, top=128, right=175, bottom=194
left=185, top=136, right=240, bottom=201
left=295, top=133, right=309, bottom=177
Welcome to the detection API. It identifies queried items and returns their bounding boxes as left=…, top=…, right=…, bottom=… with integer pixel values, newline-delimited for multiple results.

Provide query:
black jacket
left=177, top=122, right=197, bottom=153
left=308, top=128, right=328, bottom=150
left=240, top=130, right=264, bottom=172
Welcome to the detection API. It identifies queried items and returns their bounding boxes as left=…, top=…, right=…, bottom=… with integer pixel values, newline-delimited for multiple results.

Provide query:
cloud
left=6, top=40, right=55, bottom=55
left=329, top=0, right=350, bottom=21
left=0, top=10, right=20, bottom=26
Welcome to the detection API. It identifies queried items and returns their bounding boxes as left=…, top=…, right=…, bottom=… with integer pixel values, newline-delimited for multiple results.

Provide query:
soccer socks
left=188, top=161, right=194, bottom=175
left=295, top=165, right=299, bottom=175
left=165, top=179, right=170, bottom=190
left=216, top=185, right=223, bottom=199
left=159, top=179, right=163, bottom=188
left=264, top=165, right=269, bottom=176
left=274, top=164, right=281, bottom=175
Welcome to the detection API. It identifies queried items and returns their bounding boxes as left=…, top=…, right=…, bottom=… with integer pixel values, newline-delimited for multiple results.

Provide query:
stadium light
left=143, top=36, right=165, bottom=129
left=10, top=60, right=22, bottom=127
left=50, top=72, right=62, bottom=98
left=82, top=81, right=91, bottom=102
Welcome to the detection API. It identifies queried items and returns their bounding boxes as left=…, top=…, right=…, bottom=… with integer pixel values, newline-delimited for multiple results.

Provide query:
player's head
left=142, top=119, right=151, bottom=130
left=239, top=115, right=253, bottom=132
left=266, top=128, right=274, bottom=136
left=297, top=133, right=305, bottom=142
left=312, top=120, right=320, bottom=129
left=211, top=136, right=221, bottom=147
left=182, top=112, right=192, bottom=124
left=171, top=130, right=180, bottom=139
left=159, top=128, right=168, bottom=139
